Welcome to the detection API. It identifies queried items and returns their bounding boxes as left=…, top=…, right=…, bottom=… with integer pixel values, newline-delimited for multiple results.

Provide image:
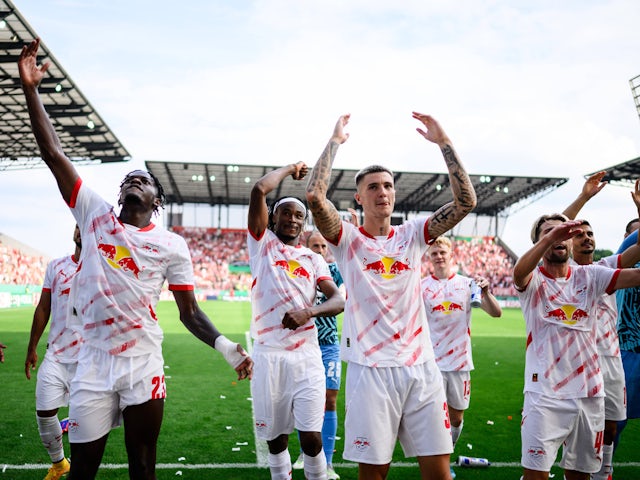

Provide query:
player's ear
left=354, top=192, right=362, bottom=205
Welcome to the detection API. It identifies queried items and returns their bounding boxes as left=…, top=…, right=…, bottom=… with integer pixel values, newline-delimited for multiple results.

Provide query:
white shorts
left=68, top=345, right=166, bottom=443
left=441, top=370, right=471, bottom=410
left=521, top=391, right=604, bottom=473
left=343, top=360, right=453, bottom=464
left=35, top=356, right=77, bottom=411
left=601, top=354, right=627, bottom=422
left=251, top=345, right=325, bottom=441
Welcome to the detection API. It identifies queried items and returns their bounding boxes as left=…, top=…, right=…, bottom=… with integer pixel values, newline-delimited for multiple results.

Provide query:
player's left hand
left=234, top=347, right=253, bottom=381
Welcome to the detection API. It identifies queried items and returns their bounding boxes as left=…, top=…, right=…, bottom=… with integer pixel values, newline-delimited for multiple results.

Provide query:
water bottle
left=470, top=281, right=482, bottom=308
left=457, top=455, right=490, bottom=467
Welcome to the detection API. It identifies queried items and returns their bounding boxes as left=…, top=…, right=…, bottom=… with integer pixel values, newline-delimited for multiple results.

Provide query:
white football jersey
left=421, top=273, right=474, bottom=371
left=248, top=228, right=331, bottom=351
left=518, top=264, right=618, bottom=399
left=68, top=179, right=194, bottom=356
left=330, top=219, right=435, bottom=367
left=42, top=255, right=82, bottom=363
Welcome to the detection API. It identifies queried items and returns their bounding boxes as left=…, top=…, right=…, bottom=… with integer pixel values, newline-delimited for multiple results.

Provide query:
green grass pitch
left=0, top=302, right=638, bottom=479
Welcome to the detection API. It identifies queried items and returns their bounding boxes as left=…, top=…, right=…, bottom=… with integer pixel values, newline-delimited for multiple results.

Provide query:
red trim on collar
left=358, top=225, right=395, bottom=239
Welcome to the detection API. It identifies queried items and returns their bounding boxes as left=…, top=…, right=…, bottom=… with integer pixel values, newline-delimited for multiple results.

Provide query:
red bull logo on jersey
left=545, top=305, right=589, bottom=326
left=431, top=301, right=464, bottom=314
left=98, top=243, right=142, bottom=279
left=362, top=256, right=412, bottom=279
left=273, top=259, right=310, bottom=280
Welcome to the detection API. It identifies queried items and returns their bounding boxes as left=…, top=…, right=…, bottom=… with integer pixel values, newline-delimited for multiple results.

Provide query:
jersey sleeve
left=166, top=234, right=195, bottom=291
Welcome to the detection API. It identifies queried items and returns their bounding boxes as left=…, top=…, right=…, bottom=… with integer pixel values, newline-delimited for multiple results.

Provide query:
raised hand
left=581, top=171, right=607, bottom=199
left=291, top=161, right=308, bottom=180
left=18, top=38, right=50, bottom=89
left=412, top=112, right=449, bottom=146
left=331, top=114, right=350, bottom=144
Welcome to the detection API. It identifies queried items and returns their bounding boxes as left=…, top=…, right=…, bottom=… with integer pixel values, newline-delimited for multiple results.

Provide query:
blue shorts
left=320, top=343, right=341, bottom=391
left=621, top=350, right=640, bottom=419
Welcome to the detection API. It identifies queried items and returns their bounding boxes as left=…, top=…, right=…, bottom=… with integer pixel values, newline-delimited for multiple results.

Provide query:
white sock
left=451, top=420, right=464, bottom=447
left=593, top=443, right=613, bottom=479
left=36, top=414, right=64, bottom=463
left=303, top=450, right=327, bottom=480
left=267, top=449, right=292, bottom=480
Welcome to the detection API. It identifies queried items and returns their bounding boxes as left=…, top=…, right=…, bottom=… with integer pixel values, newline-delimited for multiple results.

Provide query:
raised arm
left=414, top=113, right=477, bottom=239
left=562, top=171, right=607, bottom=220
left=619, top=179, right=640, bottom=267
left=173, top=290, right=253, bottom=380
left=18, top=39, right=79, bottom=203
left=248, top=162, right=308, bottom=237
left=25, top=289, right=51, bottom=379
left=513, top=220, right=583, bottom=289
left=306, top=114, right=350, bottom=244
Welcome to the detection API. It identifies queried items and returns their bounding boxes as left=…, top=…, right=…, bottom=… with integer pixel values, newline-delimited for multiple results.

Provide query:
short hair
left=306, top=229, right=323, bottom=247
left=576, top=219, right=591, bottom=228
left=119, top=170, right=166, bottom=214
left=625, top=218, right=640, bottom=235
left=429, top=236, right=452, bottom=250
left=530, top=213, right=569, bottom=244
left=355, top=165, right=394, bottom=187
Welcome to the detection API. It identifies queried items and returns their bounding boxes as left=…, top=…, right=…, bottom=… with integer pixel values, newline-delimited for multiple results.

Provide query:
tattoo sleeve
left=428, top=143, right=477, bottom=239
left=306, top=140, right=342, bottom=241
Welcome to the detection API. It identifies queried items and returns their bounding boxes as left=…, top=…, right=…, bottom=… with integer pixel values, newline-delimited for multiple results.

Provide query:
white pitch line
left=245, top=330, right=269, bottom=467
left=4, top=461, right=640, bottom=470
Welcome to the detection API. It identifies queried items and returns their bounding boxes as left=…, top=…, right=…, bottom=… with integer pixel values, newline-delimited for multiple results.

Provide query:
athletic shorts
left=600, top=354, right=626, bottom=422
left=521, top=391, right=604, bottom=473
left=320, top=343, right=341, bottom=391
left=251, top=345, right=325, bottom=441
left=441, top=370, right=471, bottom=411
left=68, top=345, right=166, bottom=443
left=343, top=359, right=453, bottom=464
left=621, top=350, right=640, bottom=419
left=35, top=357, right=77, bottom=411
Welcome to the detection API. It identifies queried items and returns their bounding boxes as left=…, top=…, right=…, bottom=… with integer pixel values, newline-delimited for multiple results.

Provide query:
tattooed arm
left=412, top=112, right=477, bottom=239
left=306, top=114, right=351, bottom=244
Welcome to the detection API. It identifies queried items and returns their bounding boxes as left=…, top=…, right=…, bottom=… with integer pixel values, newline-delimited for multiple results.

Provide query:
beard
left=547, top=249, right=570, bottom=264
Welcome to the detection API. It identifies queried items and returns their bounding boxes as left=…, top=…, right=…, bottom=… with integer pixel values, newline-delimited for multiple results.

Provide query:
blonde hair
left=429, top=236, right=452, bottom=250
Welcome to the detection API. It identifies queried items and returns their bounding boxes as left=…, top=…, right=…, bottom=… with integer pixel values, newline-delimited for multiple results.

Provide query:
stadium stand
left=0, top=235, right=47, bottom=286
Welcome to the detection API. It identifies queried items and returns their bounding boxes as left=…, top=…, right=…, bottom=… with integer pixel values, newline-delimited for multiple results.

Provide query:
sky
left=2, top=0, right=640, bottom=259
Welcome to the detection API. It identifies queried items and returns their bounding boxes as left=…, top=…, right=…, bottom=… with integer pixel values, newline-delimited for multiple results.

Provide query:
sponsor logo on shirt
left=431, top=301, right=464, bottom=314
left=98, top=243, right=142, bottom=278
left=273, top=259, right=310, bottom=280
left=362, top=256, right=411, bottom=279
left=545, top=305, right=588, bottom=326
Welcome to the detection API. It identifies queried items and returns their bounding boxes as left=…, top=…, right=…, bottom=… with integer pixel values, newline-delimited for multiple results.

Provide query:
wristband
left=214, top=335, right=246, bottom=368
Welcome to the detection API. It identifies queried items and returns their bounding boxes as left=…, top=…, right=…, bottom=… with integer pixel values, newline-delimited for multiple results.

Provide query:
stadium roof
left=0, top=0, right=130, bottom=171
left=588, top=156, right=640, bottom=187
left=146, top=160, right=568, bottom=218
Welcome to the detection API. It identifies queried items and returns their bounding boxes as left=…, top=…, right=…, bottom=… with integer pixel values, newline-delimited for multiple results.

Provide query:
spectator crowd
left=0, top=231, right=517, bottom=297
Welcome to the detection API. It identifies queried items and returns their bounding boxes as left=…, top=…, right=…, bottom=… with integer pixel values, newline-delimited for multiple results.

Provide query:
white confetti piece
left=164, top=365, right=170, bottom=369
left=175, top=471, right=182, bottom=476
left=466, top=443, right=473, bottom=450
left=236, top=442, right=248, bottom=446
left=232, top=447, right=241, bottom=451
left=178, top=457, right=186, bottom=461
left=220, top=395, right=226, bottom=399
left=2, top=465, right=7, bottom=473
left=226, top=426, right=233, bottom=430
left=486, top=420, right=494, bottom=425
